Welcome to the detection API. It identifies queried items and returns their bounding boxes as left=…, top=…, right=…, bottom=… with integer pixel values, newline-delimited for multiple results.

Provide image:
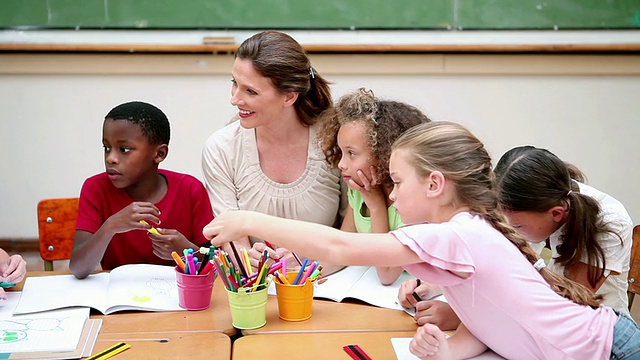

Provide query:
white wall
left=1, top=53, right=639, bottom=239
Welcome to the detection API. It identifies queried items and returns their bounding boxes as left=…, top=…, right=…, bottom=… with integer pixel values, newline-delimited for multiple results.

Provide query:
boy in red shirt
left=70, top=101, right=213, bottom=279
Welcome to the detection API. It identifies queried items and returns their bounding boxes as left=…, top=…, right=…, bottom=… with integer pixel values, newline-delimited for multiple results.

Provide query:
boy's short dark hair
left=105, top=101, right=170, bottom=145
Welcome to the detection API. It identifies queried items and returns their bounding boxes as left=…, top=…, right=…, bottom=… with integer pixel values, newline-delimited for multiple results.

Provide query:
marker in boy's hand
left=139, top=220, right=160, bottom=235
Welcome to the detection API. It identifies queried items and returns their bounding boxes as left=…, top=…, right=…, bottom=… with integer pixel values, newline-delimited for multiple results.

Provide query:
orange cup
left=274, top=271, right=314, bottom=321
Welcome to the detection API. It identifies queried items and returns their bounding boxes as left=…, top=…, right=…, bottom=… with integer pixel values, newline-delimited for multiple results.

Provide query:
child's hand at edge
left=410, top=323, right=450, bottom=359
left=0, top=254, right=26, bottom=284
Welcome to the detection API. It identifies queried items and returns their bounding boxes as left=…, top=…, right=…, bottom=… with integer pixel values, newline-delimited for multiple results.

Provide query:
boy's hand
left=410, top=324, right=450, bottom=359
left=106, top=202, right=160, bottom=235
left=0, top=254, right=26, bottom=284
left=148, top=229, right=192, bottom=260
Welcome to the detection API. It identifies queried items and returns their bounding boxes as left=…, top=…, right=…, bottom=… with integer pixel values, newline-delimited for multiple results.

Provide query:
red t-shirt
left=76, top=169, right=214, bottom=270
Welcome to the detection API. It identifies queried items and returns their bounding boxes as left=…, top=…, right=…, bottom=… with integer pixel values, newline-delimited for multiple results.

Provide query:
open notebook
left=13, top=264, right=184, bottom=315
left=269, top=265, right=415, bottom=310
left=1, top=292, right=102, bottom=359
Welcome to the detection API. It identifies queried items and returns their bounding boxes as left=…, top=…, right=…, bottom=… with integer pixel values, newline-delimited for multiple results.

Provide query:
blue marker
left=293, top=258, right=309, bottom=285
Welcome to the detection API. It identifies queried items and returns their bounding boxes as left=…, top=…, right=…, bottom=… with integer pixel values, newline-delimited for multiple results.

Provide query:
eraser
left=202, top=36, right=235, bottom=44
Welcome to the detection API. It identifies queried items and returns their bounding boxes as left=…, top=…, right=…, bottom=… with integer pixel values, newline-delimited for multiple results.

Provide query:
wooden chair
left=37, top=198, right=79, bottom=271
left=628, top=225, right=640, bottom=309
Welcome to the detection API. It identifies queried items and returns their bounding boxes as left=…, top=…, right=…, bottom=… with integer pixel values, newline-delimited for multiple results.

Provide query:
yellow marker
left=274, top=270, right=290, bottom=285
left=87, top=342, right=131, bottom=360
left=139, top=220, right=160, bottom=235
left=242, top=247, right=253, bottom=275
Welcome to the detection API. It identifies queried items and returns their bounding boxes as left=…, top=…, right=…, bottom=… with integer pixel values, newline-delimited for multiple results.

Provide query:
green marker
left=0, top=282, right=16, bottom=288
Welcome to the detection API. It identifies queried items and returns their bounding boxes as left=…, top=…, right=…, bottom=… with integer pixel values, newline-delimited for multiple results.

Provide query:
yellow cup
left=274, top=271, right=314, bottom=321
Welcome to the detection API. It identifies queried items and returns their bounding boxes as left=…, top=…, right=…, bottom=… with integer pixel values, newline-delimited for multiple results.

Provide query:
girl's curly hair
left=316, top=88, right=431, bottom=187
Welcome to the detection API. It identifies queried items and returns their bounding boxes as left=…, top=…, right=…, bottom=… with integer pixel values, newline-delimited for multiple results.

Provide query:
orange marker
left=171, top=251, right=186, bottom=272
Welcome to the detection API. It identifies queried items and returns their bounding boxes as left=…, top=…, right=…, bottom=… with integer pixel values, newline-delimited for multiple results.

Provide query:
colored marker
left=267, top=263, right=283, bottom=277
left=199, top=249, right=211, bottom=273
left=186, top=253, right=196, bottom=275
left=87, top=342, right=131, bottom=360
left=343, top=344, right=372, bottom=360
left=139, top=220, right=160, bottom=235
left=309, top=265, right=323, bottom=281
left=291, top=251, right=303, bottom=266
left=293, top=258, right=309, bottom=285
left=0, top=282, right=16, bottom=288
left=229, top=241, right=248, bottom=279
left=200, top=260, right=214, bottom=275
left=242, top=247, right=253, bottom=276
left=274, top=270, right=290, bottom=285
left=412, top=279, right=423, bottom=302
left=298, top=261, right=318, bottom=285
left=170, top=251, right=186, bottom=272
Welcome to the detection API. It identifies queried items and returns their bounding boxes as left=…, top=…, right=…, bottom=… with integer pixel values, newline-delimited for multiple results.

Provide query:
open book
left=1, top=292, right=102, bottom=359
left=269, top=266, right=414, bottom=310
left=13, top=264, right=184, bottom=315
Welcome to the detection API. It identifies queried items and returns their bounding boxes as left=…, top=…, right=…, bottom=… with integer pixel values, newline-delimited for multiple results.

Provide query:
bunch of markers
left=171, top=244, right=323, bottom=291
left=171, top=246, right=216, bottom=276
left=273, top=257, right=323, bottom=286
left=219, top=244, right=278, bottom=293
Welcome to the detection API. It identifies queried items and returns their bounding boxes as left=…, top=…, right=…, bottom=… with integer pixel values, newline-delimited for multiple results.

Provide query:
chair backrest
left=37, top=198, right=79, bottom=271
left=628, top=225, right=640, bottom=308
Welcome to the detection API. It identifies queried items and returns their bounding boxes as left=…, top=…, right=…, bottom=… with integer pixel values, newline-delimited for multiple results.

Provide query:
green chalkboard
left=0, top=0, right=638, bottom=30
left=0, top=0, right=453, bottom=29
left=458, top=0, right=640, bottom=29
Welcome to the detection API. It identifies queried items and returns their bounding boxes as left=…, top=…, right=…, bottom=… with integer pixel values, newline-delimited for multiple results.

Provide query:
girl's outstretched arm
left=203, top=210, right=421, bottom=267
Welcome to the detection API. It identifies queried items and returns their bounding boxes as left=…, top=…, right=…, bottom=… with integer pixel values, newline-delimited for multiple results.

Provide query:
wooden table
left=93, top=331, right=230, bottom=359
left=96, top=280, right=235, bottom=335
left=241, top=296, right=418, bottom=335
left=15, top=271, right=236, bottom=336
left=233, top=331, right=415, bottom=359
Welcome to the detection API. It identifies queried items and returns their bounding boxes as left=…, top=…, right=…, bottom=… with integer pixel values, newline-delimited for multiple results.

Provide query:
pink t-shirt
left=76, top=169, right=214, bottom=270
left=391, top=212, right=616, bottom=360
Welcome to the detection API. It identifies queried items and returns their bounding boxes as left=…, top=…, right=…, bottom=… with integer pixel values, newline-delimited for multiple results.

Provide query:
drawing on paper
left=0, top=316, right=69, bottom=344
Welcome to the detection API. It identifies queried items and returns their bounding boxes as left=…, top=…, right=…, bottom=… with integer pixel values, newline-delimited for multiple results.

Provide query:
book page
left=104, top=264, right=183, bottom=314
left=0, top=292, right=90, bottom=353
left=13, top=273, right=110, bottom=315
left=312, top=266, right=371, bottom=302
left=344, top=266, right=414, bottom=310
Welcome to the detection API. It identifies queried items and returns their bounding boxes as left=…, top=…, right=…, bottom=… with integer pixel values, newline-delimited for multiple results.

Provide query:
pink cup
left=175, top=266, right=216, bottom=310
